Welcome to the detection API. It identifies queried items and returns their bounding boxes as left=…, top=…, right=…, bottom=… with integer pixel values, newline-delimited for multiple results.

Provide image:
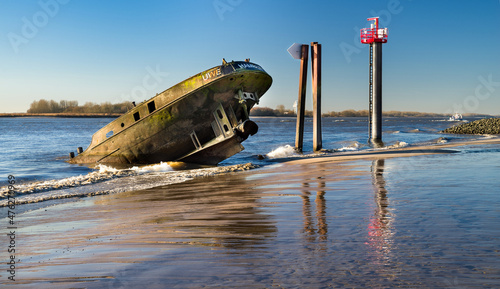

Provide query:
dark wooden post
left=311, top=42, right=322, bottom=151
left=295, top=44, right=309, bottom=153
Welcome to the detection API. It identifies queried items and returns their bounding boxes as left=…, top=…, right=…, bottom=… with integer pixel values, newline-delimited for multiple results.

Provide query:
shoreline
left=1, top=112, right=497, bottom=118
left=285, top=136, right=500, bottom=165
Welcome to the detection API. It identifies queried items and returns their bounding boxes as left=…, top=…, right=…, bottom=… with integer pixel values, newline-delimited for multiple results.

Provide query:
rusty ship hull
left=68, top=60, right=272, bottom=166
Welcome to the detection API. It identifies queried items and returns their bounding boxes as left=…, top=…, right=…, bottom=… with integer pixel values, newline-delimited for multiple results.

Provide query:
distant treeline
left=324, top=110, right=449, bottom=117
left=251, top=106, right=491, bottom=118
left=27, top=99, right=134, bottom=114
left=25, top=100, right=491, bottom=117
left=250, top=105, right=305, bottom=117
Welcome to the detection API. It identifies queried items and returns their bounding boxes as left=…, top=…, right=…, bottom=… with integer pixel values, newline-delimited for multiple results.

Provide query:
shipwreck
left=68, top=59, right=272, bottom=166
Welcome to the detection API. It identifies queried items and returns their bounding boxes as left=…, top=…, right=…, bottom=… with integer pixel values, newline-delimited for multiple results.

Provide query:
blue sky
left=1, top=0, right=499, bottom=115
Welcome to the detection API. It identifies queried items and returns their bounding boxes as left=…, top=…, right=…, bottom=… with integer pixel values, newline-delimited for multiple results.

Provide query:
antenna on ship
left=360, top=17, right=388, bottom=146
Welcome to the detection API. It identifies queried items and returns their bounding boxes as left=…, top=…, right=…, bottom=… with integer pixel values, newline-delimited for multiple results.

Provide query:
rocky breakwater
left=442, top=118, right=500, bottom=135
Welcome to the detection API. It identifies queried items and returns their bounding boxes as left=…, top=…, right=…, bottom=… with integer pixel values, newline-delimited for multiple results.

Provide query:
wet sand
left=2, top=137, right=500, bottom=288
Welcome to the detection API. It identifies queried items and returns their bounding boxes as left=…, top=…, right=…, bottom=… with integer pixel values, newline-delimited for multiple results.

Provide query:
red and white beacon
left=360, top=17, right=388, bottom=145
left=360, top=17, right=388, bottom=44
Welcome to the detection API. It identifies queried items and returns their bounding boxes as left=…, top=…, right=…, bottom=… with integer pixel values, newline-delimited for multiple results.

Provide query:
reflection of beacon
left=360, top=17, right=388, bottom=145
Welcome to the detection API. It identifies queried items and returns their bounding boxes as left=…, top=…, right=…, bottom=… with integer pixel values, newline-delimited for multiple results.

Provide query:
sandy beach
left=2, top=137, right=500, bottom=288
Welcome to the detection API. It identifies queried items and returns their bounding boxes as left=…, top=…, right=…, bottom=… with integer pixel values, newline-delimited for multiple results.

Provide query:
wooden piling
left=311, top=42, right=322, bottom=151
left=295, top=44, right=309, bottom=153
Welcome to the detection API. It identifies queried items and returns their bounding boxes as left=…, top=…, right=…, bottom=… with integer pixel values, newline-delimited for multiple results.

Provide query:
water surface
left=2, top=149, right=499, bottom=288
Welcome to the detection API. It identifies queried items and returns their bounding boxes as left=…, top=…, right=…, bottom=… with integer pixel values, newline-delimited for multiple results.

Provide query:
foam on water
left=0, top=163, right=256, bottom=206
left=337, top=142, right=361, bottom=152
left=0, top=166, right=136, bottom=198
left=383, top=141, right=409, bottom=149
left=96, top=163, right=122, bottom=174
left=129, top=162, right=174, bottom=174
left=0, top=162, right=176, bottom=198
left=266, top=145, right=300, bottom=159
left=437, top=137, right=449, bottom=144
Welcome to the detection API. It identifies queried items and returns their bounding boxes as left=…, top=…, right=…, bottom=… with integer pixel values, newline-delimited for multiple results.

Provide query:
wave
left=384, top=141, right=409, bottom=149
left=436, top=137, right=449, bottom=144
left=266, top=145, right=300, bottom=159
left=336, top=142, right=361, bottom=152
left=0, top=162, right=257, bottom=206
left=389, top=128, right=423, bottom=134
left=0, top=162, right=174, bottom=198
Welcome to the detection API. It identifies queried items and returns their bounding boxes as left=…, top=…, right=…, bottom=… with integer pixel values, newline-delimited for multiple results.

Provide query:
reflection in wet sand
left=367, top=159, right=395, bottom=267
left=301, top=178, right=327, bottom=243
left=94, top=173, right=279, bottom=250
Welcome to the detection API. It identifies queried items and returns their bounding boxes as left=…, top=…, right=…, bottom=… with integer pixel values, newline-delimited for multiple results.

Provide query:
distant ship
left=448, top=112, right=463, bottom=121
left=68, top=59, right=272, bottom=166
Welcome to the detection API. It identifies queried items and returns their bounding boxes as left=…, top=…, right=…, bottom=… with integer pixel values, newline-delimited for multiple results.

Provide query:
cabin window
left=106, top=131, right=113, bottom=138
left=133, top=112, right=140, bottom=121
left=121, top=123, right=125, bottom=127
left=148, top=101, right=156, bottom=114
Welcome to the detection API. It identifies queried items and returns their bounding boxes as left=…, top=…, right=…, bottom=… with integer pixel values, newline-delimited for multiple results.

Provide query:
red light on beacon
left=360, top=17, right=388, bottom=44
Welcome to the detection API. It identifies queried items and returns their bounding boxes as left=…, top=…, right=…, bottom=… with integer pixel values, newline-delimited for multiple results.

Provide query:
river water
left=1, top=116, right=499, bottom=287
left=0, top=115, right=482, bottom=201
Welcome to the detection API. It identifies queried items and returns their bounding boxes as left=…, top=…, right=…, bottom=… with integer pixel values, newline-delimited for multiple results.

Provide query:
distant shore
left=1, top=112, right=497, bottom=118
left=0, top=112, right=123, bottom=118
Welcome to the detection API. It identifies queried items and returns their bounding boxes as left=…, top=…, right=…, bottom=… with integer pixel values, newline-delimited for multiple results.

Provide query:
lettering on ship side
left=237, top=63, right=264, bottom=71
left=202, top=67, right=222, bottom=81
